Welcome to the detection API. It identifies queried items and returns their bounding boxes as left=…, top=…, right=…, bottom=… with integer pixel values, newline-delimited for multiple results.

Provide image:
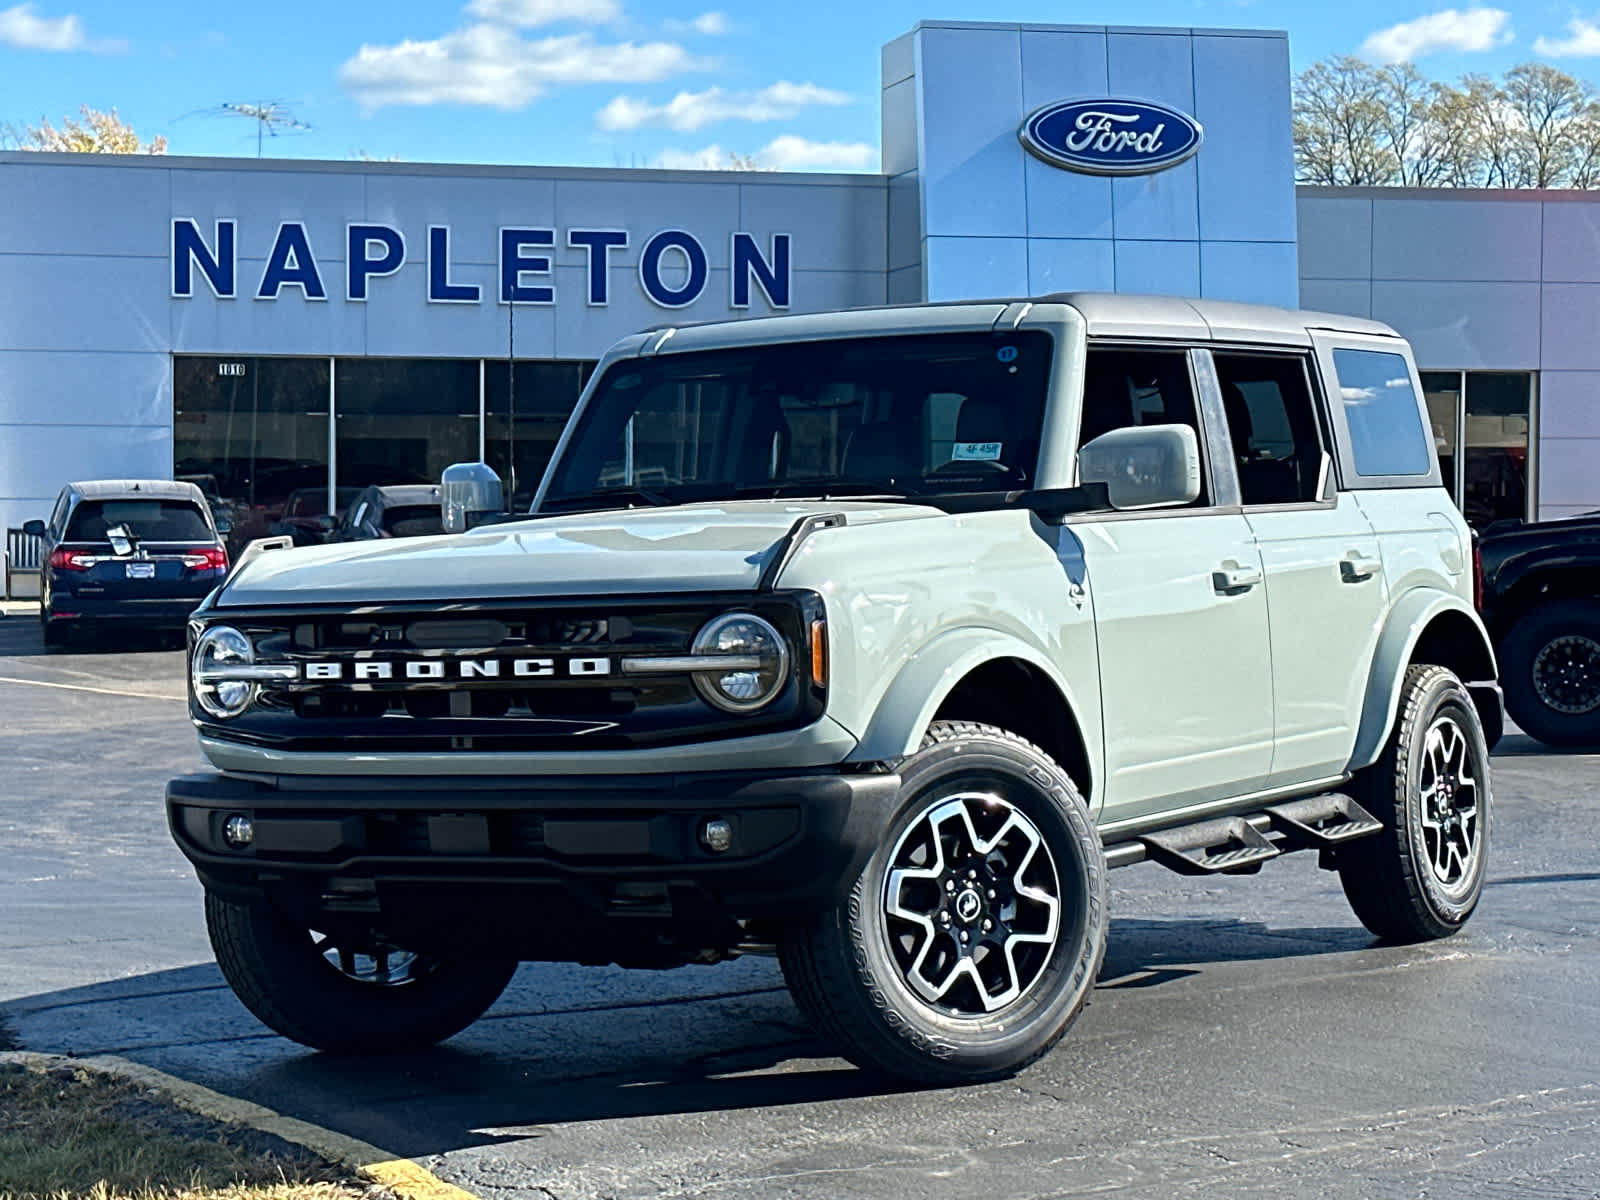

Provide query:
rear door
left=60, top=498, right=223, bottom=603
left=1068, top=345, right=1275, bottom=829
left=1205, top=349, right=1388, bottom=786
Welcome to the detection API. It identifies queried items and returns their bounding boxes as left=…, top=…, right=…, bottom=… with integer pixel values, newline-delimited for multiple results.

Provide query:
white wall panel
left=1115, top=239, right=1200, bottom=296
left=169, top=169, right=365, bottom=265
left=738, top=183, right=885, bottom=276
left=0, top=164, right=171, bottom=257
left=1200, top=240, right=1299, bottom=307
left=916, top=26, right=1026, bottom=238
left=1534, top=371, right=1600, bottom=439
left=1296, top=196, right=1372, bottom=281
left=1370, top=281, right=1540, bottom=369
left=1540, top=283, right=1600, bottom=370
left=1020, top=29, right=1114, bottom=242
left=362, top=174, right=557, bottom=266
left=1193, top=34, right=1295, bottom=244
left=1027, top=239, right=1115, bottom=294
left=363, top=263, right=552, bottom=360
left=1298, top=278, right=1371, bottom=318
left=924, top=236, right=1028, bottom=299
left=1540, top=201, right=1600, bottom=283
left=1371, top=197, right=1541, bottom=283
left=0, top=422, right=169, bottom=503
left=0, top=255, right=169, bottom=353
left=0, top=350, right=170, bottom=426
left=889, top=172, right=921, bottom=272
left=1535, top=438, right=1600, bottom=506
left=881, top=77, right=918, bottom=178
left=1107, top=33, right=1199, bottom=242
left=888, top=265, right=923, bottom=305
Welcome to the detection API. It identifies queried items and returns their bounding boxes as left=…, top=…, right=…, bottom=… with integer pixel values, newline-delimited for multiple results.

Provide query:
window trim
left=1311, top=333, right=1444, bottom=492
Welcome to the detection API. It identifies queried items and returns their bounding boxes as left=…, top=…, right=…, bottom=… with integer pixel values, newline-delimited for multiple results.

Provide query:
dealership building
left=0, top=17, right=1590, bottom=539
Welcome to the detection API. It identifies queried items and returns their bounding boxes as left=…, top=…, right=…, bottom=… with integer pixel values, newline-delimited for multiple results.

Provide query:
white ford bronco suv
left=168, top=294, right=1500, bottom=1083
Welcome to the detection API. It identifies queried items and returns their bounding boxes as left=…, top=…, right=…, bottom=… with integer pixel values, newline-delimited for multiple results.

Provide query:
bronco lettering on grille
left=297, top=656, right=612, bottom=682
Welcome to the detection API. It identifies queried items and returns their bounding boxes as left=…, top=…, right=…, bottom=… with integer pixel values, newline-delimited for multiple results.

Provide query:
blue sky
left=3, top=1, right=1599, bottom=169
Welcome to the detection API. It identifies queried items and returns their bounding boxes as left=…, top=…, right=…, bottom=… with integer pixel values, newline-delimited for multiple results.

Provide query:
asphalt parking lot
left=2, top=607, right=1599, bottom=1199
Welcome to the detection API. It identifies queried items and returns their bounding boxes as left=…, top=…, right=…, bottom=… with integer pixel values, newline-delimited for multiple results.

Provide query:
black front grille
left=195, top=591, right=826, bottom=752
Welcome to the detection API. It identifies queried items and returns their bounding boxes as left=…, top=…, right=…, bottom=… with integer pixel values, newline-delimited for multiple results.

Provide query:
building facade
left=0, top=18, right=1590, bottom=537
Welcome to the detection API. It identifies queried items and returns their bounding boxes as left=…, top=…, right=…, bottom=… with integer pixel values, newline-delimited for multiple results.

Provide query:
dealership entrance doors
left=1420, top=370, right=1536, bottom=529
left=173, top=355, right=594, bottom=546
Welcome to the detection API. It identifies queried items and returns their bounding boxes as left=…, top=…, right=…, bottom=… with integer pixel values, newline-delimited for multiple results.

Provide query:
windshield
left=65, top=499, right=212, bottom=542
left=542, top=331, right=1054, bottom=508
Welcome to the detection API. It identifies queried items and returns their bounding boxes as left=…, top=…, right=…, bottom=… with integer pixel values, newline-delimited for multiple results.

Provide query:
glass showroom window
left=173, top=356, right=331, bottom=549
left=335, top=359, right=481, bottom=513
left=1419, top=370, right=1535, bottom=528
left=485, top=360, right=594, bottom=509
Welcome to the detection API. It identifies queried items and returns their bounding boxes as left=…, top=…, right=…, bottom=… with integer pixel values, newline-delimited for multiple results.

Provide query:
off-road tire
left=205, top=891, right=518, bottom=1053
left=778, top=721, right=1108, bottom=1084
left=1339, top=665, right=1491, bottom=943
left=1500, top=599, right=1600, bottom=748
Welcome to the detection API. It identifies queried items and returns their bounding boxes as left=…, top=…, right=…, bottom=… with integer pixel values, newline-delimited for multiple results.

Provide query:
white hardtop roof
left=67, top=479, right=207, bottom=502
left=645, top=292, right=1398, bottom=355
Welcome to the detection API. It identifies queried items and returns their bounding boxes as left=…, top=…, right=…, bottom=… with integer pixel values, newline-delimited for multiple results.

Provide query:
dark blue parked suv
left=24, top=479, right=230, bottom=647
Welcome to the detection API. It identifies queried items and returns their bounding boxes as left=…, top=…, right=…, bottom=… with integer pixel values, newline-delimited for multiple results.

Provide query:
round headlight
left=691, top=613, right=790, bottom=713
left=193, top=625, right=256, bottom=719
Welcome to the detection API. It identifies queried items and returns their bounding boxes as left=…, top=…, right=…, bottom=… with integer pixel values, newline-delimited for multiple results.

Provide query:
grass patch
left=0, top=1062, right=379, bottom=1200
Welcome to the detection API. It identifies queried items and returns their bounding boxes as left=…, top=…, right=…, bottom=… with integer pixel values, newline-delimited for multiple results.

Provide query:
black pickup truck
left=1479, top=514, right=1600, bottom=747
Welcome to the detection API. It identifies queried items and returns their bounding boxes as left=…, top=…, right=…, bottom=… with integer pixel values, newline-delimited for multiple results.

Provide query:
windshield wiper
left=541, top=486, right=680, bottom=511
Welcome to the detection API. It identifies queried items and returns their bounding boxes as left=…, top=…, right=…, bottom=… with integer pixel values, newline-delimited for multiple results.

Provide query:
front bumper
left=167, top=767, right=901, bottom=933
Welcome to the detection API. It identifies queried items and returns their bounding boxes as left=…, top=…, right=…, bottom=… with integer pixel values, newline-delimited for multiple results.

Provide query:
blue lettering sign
left=640, top=230, right=707, bottom=308
left=429, top=226, right=480, bottom=303
left=731, top=232, right=790, bottom=309
left=1019, top=98, right=1204, bottom=177
left=257, top=222, right=326, bottom=300
left=347, top=224, right=404, bottom=301
left=500, top=228, right=555, bottom=304
left=568, top=229, right=628, bottom=305
left=172, top=219, right=235, bottom=298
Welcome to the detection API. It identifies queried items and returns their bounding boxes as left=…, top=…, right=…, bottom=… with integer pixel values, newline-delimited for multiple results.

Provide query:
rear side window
left=66, top=500, right=212, bottom=542
left=1332, top=349, right=1432, bottom=477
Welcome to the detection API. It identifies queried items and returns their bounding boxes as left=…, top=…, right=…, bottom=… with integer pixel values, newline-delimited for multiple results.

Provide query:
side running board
left=1107, top=792, right=1384, bottom=875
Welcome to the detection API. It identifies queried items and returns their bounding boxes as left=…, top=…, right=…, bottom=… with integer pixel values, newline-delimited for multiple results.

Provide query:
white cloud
left=1359, top=7, right=1513, bottom=63
left=466, top=0, right=620, bottom=26
left=339, top=24, right=700, bottom=111
left=665, top=11, right=729, bottom=35
left=759, top=135, right=874, bottom=170
left=0, top=3, right=124, bottom=52
left=596, top=80, right=849, bottom=132
left=1535, top=17, right=1600, bottom=57
left=655, top=135, right=875, bottom=171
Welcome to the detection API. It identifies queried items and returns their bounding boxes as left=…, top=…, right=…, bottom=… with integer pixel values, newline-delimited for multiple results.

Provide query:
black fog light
left=222, top=814, right=255, bottom=849
left=699, top=818, right=733, bottom=854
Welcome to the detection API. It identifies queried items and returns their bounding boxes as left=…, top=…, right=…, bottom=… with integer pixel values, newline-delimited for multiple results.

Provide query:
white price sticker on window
left=952, top=441, right=1003, bottom=461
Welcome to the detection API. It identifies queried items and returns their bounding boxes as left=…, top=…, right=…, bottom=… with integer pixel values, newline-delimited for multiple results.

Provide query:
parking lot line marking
left=0, top=674, right=184, bottom=702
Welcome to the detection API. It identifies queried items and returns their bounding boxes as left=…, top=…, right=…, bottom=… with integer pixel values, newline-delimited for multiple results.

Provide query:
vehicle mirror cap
left=1077, top=424, right=1202, bottom=511
left=213, top=515, right=234, bottom=535
left=21, top=519, right=46, bottom=538
left=441, top=462, right=504, bottom=534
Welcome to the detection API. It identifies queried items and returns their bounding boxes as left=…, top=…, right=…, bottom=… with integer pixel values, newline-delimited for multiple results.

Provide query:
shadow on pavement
left=0, top=914, right=1382, bottom=1158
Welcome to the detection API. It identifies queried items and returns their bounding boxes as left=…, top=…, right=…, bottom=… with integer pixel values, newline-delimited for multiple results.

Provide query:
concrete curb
left=0, top=1050, right=478, bottom=1200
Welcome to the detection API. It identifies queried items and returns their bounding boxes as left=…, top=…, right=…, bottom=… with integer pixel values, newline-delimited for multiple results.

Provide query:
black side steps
left=1120, top=792, right=1384, bottom=876
left=1141, top=817, right=1280, bottom=876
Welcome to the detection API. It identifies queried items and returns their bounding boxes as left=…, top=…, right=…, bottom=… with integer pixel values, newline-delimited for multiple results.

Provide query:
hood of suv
left=216, top=500, right=933, bottom=606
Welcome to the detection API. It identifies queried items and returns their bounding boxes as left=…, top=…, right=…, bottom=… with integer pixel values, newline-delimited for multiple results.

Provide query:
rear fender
left=1351, top=588, right=1498, bottom=770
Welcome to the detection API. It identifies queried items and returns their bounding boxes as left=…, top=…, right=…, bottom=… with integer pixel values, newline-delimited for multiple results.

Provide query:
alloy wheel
left=1531, top=634, right=1600, bottom=716
left=1417, top=715, right=1482, bottom=895
left=882, top=790, right=1061, bottom=1017
left=312, top=930, right=431, bottom=987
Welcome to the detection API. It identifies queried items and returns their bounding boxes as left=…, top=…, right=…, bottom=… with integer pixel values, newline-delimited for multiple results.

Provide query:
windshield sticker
left=953, top=442, right=1003, bottom=461
left=996, top=346, right=1018, bottom=363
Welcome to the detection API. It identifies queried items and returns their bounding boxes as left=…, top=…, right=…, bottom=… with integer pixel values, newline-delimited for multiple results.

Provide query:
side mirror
left=213, top=515, right=234, bottom=535
left=441, top=462, right=504, bottom=533
left=1078, top=423, right=1202, bottom=511
left=22, top=519, right=46, bottom=539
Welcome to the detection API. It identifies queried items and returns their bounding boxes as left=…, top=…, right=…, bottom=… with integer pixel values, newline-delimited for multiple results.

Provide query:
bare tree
left=3, top=105, right=167, bottom=154
left=1293, top=57, right=1394, bottom=185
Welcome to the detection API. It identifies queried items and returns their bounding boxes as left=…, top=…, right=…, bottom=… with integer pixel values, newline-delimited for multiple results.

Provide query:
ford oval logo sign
left=1019, top=98, right=1204, bottom=177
